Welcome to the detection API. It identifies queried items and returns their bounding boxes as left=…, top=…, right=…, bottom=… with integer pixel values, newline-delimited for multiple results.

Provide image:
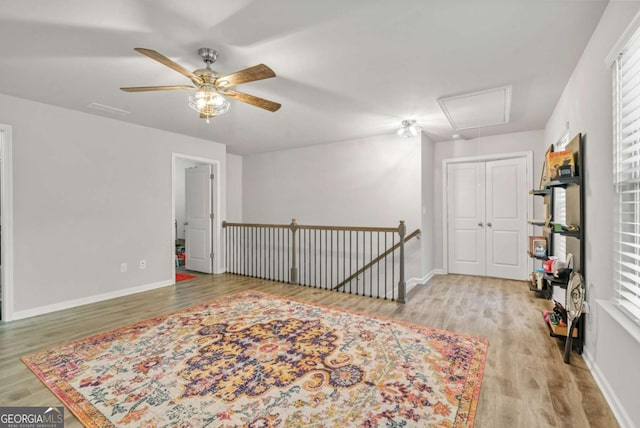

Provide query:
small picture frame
left=533, top=238, right=547, bottom=258
left=539, top=144, right=554, bottom=188
left=529, top=236, right=547, bottom=257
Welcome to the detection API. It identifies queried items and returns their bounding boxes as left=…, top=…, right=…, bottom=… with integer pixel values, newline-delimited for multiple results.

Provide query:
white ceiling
left=0, top=0, right=608, bottom=154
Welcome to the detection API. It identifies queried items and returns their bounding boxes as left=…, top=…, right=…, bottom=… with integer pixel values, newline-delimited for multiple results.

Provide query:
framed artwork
left=529, top=236, right=547, bottom=257
left=547, top=150, right=575, bottom=181
left=539, top=144, right=554, bottom=188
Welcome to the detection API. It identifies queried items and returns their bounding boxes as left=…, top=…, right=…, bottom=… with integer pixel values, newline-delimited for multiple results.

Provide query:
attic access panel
left=438, top=86, right=512, bottom=131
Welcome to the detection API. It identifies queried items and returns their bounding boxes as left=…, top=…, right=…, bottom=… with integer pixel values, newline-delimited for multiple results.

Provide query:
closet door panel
left=447, top=163, right=486, bottom=276
left=485, top=158, right=528, bottom=280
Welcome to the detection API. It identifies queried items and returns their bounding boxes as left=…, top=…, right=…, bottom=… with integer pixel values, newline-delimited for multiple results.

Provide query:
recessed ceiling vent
left=87, top=102, right=131, bottom=116
left=438, top=85, right=511, bottom=131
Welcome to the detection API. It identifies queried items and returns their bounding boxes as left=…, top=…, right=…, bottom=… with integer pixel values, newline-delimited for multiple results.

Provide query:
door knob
left=184, top=222, right=188, bottom=226
left=487, top=222, right=492, bottom=227
left=478, top=222, right=483, bottom=227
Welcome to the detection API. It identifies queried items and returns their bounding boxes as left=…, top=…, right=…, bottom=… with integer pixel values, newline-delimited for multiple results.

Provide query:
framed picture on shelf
left=546, top=149, right=575, bottom=181
left=529, top=236, right=547, bottom=257
left=539, top=144, right=554, bottom=188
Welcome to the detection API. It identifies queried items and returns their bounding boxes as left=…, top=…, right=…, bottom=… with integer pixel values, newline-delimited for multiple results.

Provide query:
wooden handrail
left=222, top=221, right=290, bottom=229
left=333, top=228, right=421, bottom=291
left=297, top=224, right=398, bottom=232
left=223, top=220, right=399, bottom=233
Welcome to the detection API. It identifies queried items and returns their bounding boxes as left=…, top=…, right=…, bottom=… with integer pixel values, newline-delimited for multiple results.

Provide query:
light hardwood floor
left=0, top=274, right=617, bottom=427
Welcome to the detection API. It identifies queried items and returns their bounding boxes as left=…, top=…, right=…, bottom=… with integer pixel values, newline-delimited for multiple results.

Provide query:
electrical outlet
left=120, top=263, right=127, bottom=273
left=139, top=260, right=146, bottom=269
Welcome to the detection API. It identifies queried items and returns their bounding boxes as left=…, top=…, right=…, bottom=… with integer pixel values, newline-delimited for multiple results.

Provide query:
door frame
left=171, top=153, right=221, bottom=278
left=442, top=151, right=533, bottom=276
left=0, top=124, right=14, bottom=322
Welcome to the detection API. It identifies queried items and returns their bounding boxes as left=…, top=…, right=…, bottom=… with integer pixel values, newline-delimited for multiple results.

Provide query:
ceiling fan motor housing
left=198, top=48, right=218, bottom=65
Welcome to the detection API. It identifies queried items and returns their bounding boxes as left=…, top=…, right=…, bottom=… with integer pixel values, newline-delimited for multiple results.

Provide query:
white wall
left=242, top=134, right=423, bottom=281
left=226, top=154, right=243, bottom=223
left=421, top=133, right=435, bottom=277
left=432, top=130, right=545, bottom=270
left=0, top=93, right=227, bottom=318
left=174, top=158, right=198, bottom=240
left=544, top=2, right=640, bottom=427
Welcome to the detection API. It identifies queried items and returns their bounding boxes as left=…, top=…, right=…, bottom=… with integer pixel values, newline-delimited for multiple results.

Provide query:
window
left=613, top=29, right=640, bottom=325
left=554, top=130, right=570, bottom=262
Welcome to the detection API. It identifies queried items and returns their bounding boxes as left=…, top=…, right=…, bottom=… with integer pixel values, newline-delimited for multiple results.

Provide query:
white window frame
left=612, top=26, right=640, bottom=328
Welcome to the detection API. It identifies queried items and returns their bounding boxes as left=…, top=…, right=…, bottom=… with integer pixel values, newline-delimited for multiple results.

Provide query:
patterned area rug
left=175, top=273, right=196, bottom=283
left=22, top=291, right=488, bottom=427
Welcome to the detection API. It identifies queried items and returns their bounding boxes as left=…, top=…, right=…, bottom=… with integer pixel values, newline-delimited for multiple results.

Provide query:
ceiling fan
left=121, top=48, right=281, bottom=121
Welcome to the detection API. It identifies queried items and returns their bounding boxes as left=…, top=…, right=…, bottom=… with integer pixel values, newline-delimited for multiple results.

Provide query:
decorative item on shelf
left=565, top=224, right=580, bottom=232
left=553, top=223, right=564, bottom=232
left=564, top=271, right=585, bottom=363
left=543, top=256, right=559, bottom=273
left=534, top=239, right=547, bottom=258
left=536, top=272, right=544, bottom=290
left=553, top=254, right=573, bottom=283
left=546, top=149, right=575, bottom=181
left=539, top=144, right=554, bottom=187
left=529, top=236, right=546, bottom=257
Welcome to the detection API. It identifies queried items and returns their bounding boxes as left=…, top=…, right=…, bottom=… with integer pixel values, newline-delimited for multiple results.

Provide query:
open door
left=185, top=164, right=213, bottom=273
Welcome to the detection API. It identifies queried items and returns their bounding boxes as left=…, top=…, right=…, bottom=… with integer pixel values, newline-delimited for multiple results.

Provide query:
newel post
left=289, top=218, right=299, bottom=284
left=397, top=220, right=407, bottom=304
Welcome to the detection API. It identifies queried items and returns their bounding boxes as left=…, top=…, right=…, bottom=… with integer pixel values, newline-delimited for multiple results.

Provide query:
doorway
left=172, top=154, right=219, bottom=279
left=444, top=153, right=532, bottom=281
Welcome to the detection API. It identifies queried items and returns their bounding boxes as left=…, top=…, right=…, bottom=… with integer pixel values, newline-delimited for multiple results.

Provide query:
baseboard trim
left=12, top=279, right=175, bottom=321
left=406, top=269, right=442, bottom=294
left=583, top=350, right=634, bottom=428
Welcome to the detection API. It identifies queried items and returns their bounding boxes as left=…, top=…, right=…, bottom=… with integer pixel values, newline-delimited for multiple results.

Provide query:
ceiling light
left=188, top=84, right=230, bottom=123
left=397, top=119, right=421, bottom=138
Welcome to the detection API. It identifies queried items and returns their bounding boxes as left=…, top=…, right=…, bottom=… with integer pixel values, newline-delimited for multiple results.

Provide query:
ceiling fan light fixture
left=397, top=119, right=421, bottom=138
left=188, top=85, right=230, bottom=117
left=121, top=47, right=280, bottom=119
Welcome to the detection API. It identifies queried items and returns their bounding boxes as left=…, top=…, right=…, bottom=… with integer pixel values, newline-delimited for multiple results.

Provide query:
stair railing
left=222, top=219, right=420, bottom=303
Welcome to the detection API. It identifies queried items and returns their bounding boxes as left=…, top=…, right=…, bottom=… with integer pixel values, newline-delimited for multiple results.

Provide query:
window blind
left=554, top=131, right=570, bottom=262
left=614, top=31, right=640, bottom=325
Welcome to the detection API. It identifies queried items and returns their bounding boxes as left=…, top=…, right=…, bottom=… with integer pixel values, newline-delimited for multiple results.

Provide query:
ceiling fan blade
left=134, top=48, right=202, bottom=84
left=120, top=85, right=195, bottom=92
left=216, top=64, right=276, bottom=87
left=223, top=89, right=281, bottom=112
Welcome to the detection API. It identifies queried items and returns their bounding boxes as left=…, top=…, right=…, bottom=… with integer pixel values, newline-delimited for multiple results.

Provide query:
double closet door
left=447, top=157, right=528, bottom=280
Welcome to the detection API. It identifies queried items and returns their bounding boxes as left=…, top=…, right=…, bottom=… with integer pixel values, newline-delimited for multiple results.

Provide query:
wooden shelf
left=556, top=229, right=580, bottom=238
left=546, top=176, right=581, bottom=188
left=543, top=273, right=568, bottom=288
left=534, top=134, right=585, bottom=363
left=527, top=251, right=547, bottom=260
left=543, top=226, right=580, bottom=238
left=530, top=188, right=551, bottom=196
left=530, top=285, right=548, bottom=292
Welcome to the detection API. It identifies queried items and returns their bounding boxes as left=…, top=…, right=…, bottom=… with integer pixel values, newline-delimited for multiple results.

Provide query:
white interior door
left=185, top=164, right=213, bottom=273
left=447, top=157, right=528, bottom=280
left=447, top=163, right=486, bottom=276
left=485, top=158, right=528, bottom=280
